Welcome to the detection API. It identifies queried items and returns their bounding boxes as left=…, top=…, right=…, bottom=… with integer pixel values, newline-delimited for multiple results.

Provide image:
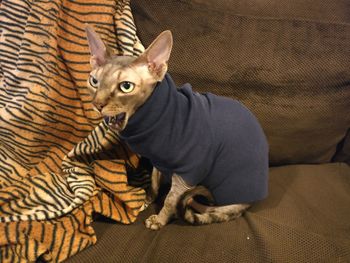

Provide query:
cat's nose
left=93, top=101, right=106, bottom=111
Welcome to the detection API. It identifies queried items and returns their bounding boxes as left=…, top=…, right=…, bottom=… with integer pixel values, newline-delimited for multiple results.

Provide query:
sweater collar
left=120, top=73, right=177, bottom=138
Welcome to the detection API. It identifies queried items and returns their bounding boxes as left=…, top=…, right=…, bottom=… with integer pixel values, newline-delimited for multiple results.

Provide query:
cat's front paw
left=145, top=214, right=165, bottom=230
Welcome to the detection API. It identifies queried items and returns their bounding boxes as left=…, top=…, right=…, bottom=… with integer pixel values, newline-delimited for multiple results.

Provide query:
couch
left=67, top=0, right=349, bottom=262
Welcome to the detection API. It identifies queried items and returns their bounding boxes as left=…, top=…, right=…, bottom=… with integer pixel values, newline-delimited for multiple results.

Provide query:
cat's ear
left=85, top=24, right=110, bottom=69
left=139, top=30, right=173, bottom=81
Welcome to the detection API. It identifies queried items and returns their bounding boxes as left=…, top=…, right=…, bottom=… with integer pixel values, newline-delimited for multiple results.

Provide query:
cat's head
left=85, top=24, right=173, bottom=130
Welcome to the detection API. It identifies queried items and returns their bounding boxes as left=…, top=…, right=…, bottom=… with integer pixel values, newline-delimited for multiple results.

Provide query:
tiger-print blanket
left=0, top=0, right=149, bottom=262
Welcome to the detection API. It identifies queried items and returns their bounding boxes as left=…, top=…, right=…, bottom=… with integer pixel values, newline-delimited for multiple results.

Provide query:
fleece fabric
left=0, top=1, right=147, bottom=262
left=120, top=74, right=269, bottom=205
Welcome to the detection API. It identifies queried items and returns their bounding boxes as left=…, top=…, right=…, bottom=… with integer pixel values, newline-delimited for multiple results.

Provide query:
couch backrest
left=132, top=0, right=350, bottom=165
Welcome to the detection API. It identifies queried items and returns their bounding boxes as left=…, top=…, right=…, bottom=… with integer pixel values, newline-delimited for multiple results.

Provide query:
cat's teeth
left=106, top=113, right=125, bottom=130
left=108, top=116, right=117, bottom=124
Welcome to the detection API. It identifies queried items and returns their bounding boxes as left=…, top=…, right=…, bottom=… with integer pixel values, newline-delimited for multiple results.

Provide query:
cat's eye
left=119, top=81, right=135, bottom=93
left=89, top=75, right=99, bottom=88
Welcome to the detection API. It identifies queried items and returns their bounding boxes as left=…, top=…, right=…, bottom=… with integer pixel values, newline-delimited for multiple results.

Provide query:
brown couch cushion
left=334, top=129, right=350, bottom=165
left=66, top=163, right=350, bottom=262
left=131, top=0, right=350, bottom=165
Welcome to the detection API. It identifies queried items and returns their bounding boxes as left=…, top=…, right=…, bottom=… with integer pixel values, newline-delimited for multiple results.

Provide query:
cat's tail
left=177, top=186, right=215, bottom=224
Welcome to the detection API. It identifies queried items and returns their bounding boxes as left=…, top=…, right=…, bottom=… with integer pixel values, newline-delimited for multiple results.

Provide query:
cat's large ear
left=85, top=24, right=110, bottom=69
left=138, top=30, right=173, bottom=81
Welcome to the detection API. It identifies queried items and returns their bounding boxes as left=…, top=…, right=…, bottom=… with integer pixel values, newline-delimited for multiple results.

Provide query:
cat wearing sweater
left=85, top=25, right=268, bottom=230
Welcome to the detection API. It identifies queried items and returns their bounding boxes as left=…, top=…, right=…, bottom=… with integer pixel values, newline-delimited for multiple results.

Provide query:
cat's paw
left=145, top=214, right=165, bottom=230
left=184, top=209, right=209, bottom=225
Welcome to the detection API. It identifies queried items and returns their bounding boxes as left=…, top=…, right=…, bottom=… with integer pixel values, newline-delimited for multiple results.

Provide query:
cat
left=85, top=25, right=269, bottom=230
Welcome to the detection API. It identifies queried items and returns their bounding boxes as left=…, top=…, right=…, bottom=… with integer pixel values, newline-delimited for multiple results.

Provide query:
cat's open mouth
left=106, top=112, right=126, bottom=130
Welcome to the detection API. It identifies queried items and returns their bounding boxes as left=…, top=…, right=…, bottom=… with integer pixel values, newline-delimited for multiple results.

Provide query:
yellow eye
left=89, top=75, right=99, bottom=88
left=119, top=81, right=135, bottom=93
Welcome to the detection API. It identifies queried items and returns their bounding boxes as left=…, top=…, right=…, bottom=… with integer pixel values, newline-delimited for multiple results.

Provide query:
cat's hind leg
left=146, top=167, right=162, bottom=204
left=139, top=167, right=161, bottom=212
left=183, top=197, right=250, bottom=225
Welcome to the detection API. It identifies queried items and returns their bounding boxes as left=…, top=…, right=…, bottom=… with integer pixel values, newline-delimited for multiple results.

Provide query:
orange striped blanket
left=0, top=0, right=149, bottom=261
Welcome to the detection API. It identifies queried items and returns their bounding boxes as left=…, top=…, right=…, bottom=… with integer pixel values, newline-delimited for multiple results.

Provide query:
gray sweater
left=120, top=74, right=268, bottom=205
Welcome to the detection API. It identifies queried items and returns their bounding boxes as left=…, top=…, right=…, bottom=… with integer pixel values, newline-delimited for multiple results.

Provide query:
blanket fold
left=0, top=0, right=149, bottom=262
